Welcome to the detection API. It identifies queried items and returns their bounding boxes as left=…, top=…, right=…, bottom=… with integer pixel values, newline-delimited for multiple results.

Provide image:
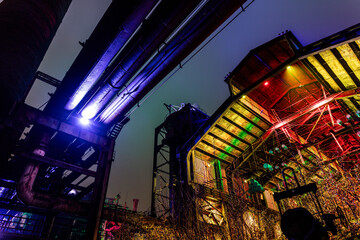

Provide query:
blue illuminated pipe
left=80, top=0, right=203, bottom=119
left=100, top=0, right=248, bottom=124
left=45, top=0, right=159, bottom=117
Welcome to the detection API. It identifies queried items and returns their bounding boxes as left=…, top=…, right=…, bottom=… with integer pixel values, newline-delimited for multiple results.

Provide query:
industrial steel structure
left=2, top=0, right=360, bottom=238
left=0, top=0, right=249, bottom=239
left=151, top=24, right=360, bottom=239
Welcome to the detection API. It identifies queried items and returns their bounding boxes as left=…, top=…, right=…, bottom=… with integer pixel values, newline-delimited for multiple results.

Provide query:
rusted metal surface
left=0, top=0, right=71, bottom=114
left=18, top=152, right=96, bottom=177
left=13, top=104, right=109, bottom=146
left=17, top=162, right=88, bottom=215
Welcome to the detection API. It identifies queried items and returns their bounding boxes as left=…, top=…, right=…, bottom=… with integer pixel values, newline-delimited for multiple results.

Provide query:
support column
left=150, top=126, right=160, bottom=217
left=41, top=214, right=56, bottom=239
left=85, top=139, right=115, bottom=240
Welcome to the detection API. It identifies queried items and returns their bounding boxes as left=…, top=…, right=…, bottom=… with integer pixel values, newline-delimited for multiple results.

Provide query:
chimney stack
left=133, top=198, right=139, bottom=211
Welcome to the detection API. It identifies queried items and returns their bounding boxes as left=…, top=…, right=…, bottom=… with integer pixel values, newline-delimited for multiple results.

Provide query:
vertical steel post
left=150, top=126, right=160, bottom=217
left=85, top=139, right=115, bottom=240
left=41, top=214, right=55, bottom=239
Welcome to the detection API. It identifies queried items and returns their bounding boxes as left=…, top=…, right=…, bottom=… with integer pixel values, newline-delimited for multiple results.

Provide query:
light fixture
left=81, top=105, right=98, bottom=120
left=356, top=110, right=360, bottom=118
left=287, top=66, right=291, bottom=70
left=33, top=148, right=45, bottom=156
left=68, top=189, right=77, bottom=196
left=264, top=81, right=269, bottom=86
left=79, top=117, right=90, bottom=126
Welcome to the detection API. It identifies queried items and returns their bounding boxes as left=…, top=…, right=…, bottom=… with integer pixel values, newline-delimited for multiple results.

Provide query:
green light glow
left=231, top=138, right=240, bottom=146
left=238, top=131, right=247, bottom=139
left=217, top=160, right=224, bottom=191
left=225, top=145, right=233, bottom=153
left=218, top=152, right=227, bottom=160
left=252, top=116, right=260, bottom=124
left=245, top=124, right=254, bottom=132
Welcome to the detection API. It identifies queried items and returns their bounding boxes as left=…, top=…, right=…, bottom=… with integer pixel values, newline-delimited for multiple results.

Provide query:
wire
left=124, top=0, right=256, bottom=119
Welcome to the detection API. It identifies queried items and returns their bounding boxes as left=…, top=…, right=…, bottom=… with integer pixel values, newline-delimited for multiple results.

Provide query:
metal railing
left=0, top=213, right=44, bottom=237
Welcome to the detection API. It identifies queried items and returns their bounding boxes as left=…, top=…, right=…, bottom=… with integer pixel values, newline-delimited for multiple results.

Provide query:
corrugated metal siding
left=189, top=97, right=272, bottom=168
left=306, top=40, right=360, bottom=112
left=337, top=44, right=360, bottom=81
left=319, top=50, right=356, bottom=89
left=307, top=55, right=342, bottom=91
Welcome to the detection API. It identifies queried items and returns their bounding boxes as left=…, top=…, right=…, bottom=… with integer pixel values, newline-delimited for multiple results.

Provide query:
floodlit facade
left=152, top=25, right=360, bottom=239
left=1, top=0, right=360, bottom=239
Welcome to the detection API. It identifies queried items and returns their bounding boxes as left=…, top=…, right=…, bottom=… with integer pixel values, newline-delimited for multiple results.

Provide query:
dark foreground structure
left=1, top=0, right=360, bottom=239
left=0, top=0, right=248, bottom=239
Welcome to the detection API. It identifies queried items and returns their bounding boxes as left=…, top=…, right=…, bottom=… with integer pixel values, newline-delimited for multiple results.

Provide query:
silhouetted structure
left=0, top=0, right=248, bottom=239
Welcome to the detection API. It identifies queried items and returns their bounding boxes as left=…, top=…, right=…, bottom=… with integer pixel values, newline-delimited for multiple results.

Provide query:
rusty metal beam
left=273, top=88, right=360, bottom=129
left=195, top=147, right=232, bottom=165
left=222, top=116, right=259, bottom=139
left=201, top=140, right=237, bottom=159
left=229, top=89, right=360, bottom=172
left=208, top=132, right=244, bottom=153
left=215, top=124, right=251, bottom=146
left=15, top=104, right=109, bottom=146
left=18, top=153, right=96, bottom=177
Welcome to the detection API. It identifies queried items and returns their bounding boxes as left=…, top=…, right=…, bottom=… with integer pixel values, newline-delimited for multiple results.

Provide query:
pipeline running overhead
left=99, top=0, right=248, bottom=124
left=45, top=0, right=159, bottom=118
left=79, top=0, right=204, bottom=120
left=46, top=0, right=248, bottom=127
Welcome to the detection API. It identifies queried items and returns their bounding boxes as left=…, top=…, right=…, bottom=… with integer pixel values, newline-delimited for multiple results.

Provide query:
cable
left=124, top=0, right=256, bottom=119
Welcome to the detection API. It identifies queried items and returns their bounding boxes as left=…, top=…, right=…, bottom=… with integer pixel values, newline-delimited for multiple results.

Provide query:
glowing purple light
left=80, top=85, right=113, bottom=120
left=99, top=79, right=142, bottom=123
left=81, top=105, right=98, bottom=120
left=65, top=32, right=132, bottom=110
left=68, top=189, right=78, bottom=196
left=79, top=117, right=90, bottom=126
left=65, top=83, right=92, bottom=110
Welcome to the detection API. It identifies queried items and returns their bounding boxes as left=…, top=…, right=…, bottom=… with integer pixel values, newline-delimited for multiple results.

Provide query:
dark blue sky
left=33, top=0, right=360, bottom=211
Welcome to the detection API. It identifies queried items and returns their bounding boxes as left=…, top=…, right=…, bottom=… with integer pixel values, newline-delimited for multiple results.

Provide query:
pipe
left=45, top=0, right=159, bottom=118
left=133, top=198, right=139, bottom=211
left=17, top=162, right=88, bottom=215
left=80, top=0, right=203, bottom=119
left=18, top=0, right=157, bottom=213
left=100, top=0, right=248, bottom=123
left=0, top=0, right=72, bottom=115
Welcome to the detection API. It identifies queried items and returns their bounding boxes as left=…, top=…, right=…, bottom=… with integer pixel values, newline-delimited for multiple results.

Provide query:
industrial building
left=0, top=0, right=359, bottom=239
left=151, top=26, right=360, bottom=239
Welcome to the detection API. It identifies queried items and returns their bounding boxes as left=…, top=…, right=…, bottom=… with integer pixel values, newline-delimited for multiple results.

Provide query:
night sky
left=31, top=0, right=360, bottom=212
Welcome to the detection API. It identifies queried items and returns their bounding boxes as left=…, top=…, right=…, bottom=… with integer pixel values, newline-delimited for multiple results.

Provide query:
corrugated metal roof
left=186, top=26, right=360, bottom=192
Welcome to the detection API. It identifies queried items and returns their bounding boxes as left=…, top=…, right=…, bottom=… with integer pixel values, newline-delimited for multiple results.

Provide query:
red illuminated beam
left=273, top=88, right=360, bottom=129
left=229, top=88, right=360, bottom=171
